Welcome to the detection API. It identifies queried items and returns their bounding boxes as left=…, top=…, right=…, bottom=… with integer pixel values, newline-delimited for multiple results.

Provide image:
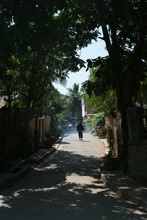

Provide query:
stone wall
left=127, top=107, right=147, bottom=185
left=128, top=140, right=147, bottom=186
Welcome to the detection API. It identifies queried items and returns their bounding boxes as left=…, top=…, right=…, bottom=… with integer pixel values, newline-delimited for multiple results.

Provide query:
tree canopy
left=66, top=83, right=82, bottom=119
left=0, top=0, right=85, bottom=108
left=61, top=0, right=147, bottom=162
left=1, top=1, right=147, bottom=109
left=0, top=0, right=147, bottom=163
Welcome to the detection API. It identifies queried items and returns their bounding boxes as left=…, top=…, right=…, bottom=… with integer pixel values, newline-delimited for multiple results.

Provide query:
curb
left=0, top=165, right=32, bottom=190
left=101, top=173, right=147, bottom=211
left=25, top=147, right=56, bottom=164
left=0, top=134, right=64, bottom=190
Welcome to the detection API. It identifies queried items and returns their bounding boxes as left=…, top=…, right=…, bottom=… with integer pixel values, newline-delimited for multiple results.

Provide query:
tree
left=66, top=83, right=82, bottom=119
left=0, top=0, right=85, bottom=109
left=83, top=64, right=117, bottom=116
left=59, top=0, right=147, bottom=163
left=1, top=1, right=147, bottom=165
left=84, top=90, right=117, bottom=116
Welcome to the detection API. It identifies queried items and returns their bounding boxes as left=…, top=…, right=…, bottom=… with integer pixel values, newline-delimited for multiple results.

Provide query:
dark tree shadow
left=0, top=148, right=147, bottom=220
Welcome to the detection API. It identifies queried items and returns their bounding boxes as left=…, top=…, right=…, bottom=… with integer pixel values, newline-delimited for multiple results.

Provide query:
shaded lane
left=0, top=133, right=147, bottom=219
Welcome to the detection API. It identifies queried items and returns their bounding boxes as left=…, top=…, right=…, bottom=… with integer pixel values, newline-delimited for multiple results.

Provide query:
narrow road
left=0, top=133, right=147, bottom=220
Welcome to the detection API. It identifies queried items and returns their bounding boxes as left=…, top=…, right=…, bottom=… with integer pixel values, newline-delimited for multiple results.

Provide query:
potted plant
left=103, top=146, right=114, bottom=165
left=103, top=153, right=111, bottom=165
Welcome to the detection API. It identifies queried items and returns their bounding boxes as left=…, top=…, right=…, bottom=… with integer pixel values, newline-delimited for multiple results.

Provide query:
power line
left=89, top=44, right=106, bottom=58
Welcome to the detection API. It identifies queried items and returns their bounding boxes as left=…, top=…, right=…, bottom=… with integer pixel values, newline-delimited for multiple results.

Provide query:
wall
left=128, top=140, right=147, bottom=186
left=127, top=107, right=147, bottom=186
left=0, top=107, right=50, bottom=157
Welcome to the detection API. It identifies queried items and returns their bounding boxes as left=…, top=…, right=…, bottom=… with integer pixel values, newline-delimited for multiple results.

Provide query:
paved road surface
left=0, top=133, right=147, bottom=220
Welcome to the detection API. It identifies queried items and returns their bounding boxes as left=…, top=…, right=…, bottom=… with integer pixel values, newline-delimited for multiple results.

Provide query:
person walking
left=77, top=121, right=84, bottom=141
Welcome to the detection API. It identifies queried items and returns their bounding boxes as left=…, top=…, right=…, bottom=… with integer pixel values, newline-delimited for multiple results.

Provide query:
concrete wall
left=128, top=140, right=147, bottom=186
left=127, top=107, right=147, bottom=185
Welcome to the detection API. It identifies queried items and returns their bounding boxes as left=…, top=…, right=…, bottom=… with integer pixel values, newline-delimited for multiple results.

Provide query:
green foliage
left=17, top=127, right=41, bottom=158
left=0, top=1, right=86, bottom=109
left=84, top=116, right=93, bottom=132
left=137, top=72, right=147, bottom=107
left=91, top=112, right=105, bottom=133
left=0, top=0, right=147, bottom=162
left=1, top=0, right=146, bottom=113
left=84, top=57, right=115, bottom=97
left=66, top=83, right=82, bottom=119
left=46, top=127, right=57, bottom=140
left=82, top=66, right=117, bottom=116
left=84, top=90, right=117, bottom=116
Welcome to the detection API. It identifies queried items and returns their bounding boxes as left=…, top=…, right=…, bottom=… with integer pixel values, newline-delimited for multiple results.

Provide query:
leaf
left=86, top=59, right=92, bottom=71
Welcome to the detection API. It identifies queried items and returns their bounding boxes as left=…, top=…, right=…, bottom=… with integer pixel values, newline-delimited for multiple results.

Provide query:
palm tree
left=67, top=83, right=82, bottom=119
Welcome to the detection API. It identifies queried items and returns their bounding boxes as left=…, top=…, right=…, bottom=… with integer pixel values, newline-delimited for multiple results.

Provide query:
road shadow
left=61, top=141, right=71, bottom=145
left=0, top=148, right=147, bottom=219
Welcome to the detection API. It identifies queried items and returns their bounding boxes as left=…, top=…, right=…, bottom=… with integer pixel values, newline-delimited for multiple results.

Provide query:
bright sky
left=53, top=40, right=108, bottom=95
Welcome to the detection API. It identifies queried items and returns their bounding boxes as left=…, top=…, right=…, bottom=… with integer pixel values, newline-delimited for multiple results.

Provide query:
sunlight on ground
left=0, top=195, right=11, bottom=208
left=12, top=186, right=60, bottom=198
left=34, top=164, right=58, bottom=171
left=66, top=173, right=106, bottom=194
left=66, top=173, right=97, bottom=185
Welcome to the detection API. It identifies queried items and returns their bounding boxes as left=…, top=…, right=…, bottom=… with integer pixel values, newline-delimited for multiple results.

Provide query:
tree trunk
left=115, top=66, right=142, bottom=170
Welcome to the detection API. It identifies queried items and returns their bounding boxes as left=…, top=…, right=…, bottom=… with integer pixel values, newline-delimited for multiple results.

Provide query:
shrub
left=92, top=112, right=105, bottom=133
